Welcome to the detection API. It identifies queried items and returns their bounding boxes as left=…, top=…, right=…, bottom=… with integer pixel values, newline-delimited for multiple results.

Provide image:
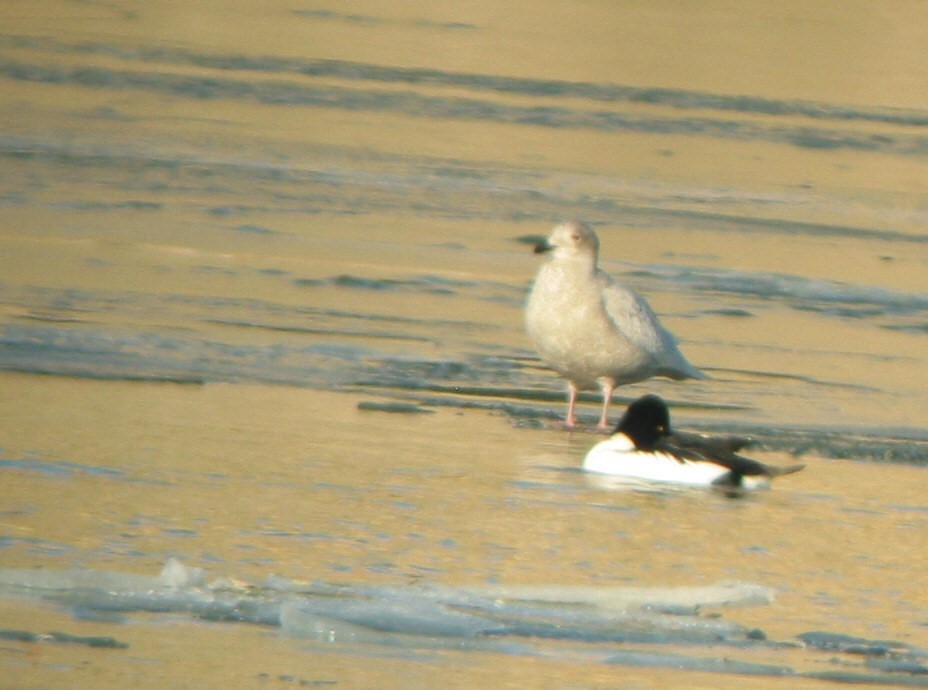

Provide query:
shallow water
left=1, top=1, right=927, bottom=687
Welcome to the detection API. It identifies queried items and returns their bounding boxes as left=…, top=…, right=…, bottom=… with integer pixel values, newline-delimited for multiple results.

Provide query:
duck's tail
left=765, top=463, right=805, bottom=478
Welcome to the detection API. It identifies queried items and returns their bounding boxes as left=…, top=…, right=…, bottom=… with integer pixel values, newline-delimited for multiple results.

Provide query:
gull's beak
left=534, top=239, right=554, bottom=254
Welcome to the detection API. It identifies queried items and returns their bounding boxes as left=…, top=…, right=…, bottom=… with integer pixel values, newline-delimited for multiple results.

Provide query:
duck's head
left=616, top=394, right=671, bottom=450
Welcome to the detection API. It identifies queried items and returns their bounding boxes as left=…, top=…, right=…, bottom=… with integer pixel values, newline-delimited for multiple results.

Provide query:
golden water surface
left=1, top=1, right=927, bottom=688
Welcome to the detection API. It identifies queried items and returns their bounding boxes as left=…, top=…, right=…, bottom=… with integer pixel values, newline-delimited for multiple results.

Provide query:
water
left=1, top=1, right=927, bottom=687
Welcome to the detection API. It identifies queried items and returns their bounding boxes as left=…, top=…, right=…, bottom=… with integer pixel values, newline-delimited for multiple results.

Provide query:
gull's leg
left=596, top=379, right=614, bottom=430
left=565, top=381, right=580, bottom=428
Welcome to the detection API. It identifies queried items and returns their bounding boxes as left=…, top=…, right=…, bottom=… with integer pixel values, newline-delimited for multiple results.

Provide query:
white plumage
left=526, top=220, right=703, bottom=428
left=583, top=395, right=804, bottom=490
left=582, top=434, right=752, bottom=487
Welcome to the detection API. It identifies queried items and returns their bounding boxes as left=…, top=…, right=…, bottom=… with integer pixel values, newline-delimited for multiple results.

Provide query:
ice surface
left=159, top=557, right=206, bottom=589
left=0, top=560, right=768, bottom=646
left=453, top=581, right=776, bottom=610
left=1, top=560, right=926, bottom=683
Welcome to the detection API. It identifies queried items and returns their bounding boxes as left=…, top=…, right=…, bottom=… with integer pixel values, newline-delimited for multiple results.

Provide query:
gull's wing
left=595, top=270, right=704, bottom=379
left=595, top=271, right=670, bottom=352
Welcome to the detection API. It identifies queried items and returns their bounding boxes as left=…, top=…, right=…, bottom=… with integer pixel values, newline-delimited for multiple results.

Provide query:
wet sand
left=2, top=375, right=928, bottom=688
left=1, top=0, right=927, bottom=687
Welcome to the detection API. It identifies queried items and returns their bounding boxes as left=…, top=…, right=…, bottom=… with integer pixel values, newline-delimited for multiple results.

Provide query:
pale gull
left=526, top=220, right=704, bottom=429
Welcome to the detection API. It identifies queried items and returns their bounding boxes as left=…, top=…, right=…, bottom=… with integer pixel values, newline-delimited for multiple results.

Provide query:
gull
left=526, top=220, right=704, bottom=428
left=583, top=394, right=804, bottom=489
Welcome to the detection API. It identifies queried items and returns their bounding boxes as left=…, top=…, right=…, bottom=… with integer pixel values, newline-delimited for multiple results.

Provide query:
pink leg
left=597, top=380, right=614, bottom=430
left=565, top=381, right=579, bottom=428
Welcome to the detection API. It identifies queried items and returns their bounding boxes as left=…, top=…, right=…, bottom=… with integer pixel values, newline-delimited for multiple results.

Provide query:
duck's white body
left=582, top=395, right=803, bottom=491
left=583, top=434, right=770, bottom=490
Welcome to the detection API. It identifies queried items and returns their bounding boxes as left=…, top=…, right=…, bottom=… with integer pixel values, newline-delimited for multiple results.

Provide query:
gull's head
left=534, top=220, right=599, bottom=263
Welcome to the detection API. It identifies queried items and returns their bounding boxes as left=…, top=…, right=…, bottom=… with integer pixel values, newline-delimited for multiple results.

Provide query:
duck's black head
left=616, top=394, right=671, bottom=450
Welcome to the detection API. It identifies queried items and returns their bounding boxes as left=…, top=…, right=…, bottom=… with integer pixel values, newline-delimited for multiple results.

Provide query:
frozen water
left=2, top=559, right=927, bottom=682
